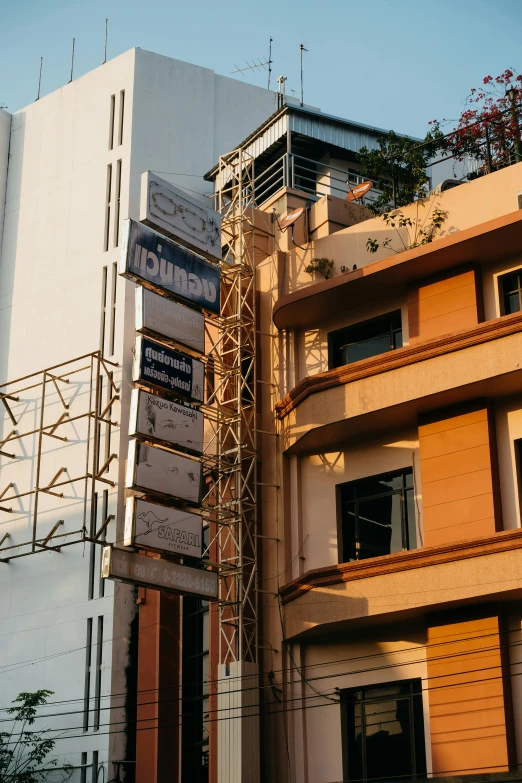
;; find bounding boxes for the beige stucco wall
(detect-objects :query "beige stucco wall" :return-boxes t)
[298,431,421,573]
[297,294,409,382]
[495,396,522,531]
[287,635,430,783]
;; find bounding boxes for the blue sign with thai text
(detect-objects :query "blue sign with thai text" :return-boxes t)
[120,219,221,315]
[133,336,205,403]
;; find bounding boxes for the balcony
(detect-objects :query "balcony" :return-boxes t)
[280,528,522,641]
[277,311,522,454]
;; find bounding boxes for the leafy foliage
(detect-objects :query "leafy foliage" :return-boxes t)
[430,68,522,173]
[356,129,443,215]
[0,691,72,783]
[304,257,334,280]
[366,199,447,255]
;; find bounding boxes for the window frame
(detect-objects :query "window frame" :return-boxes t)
[328,309,403,370]
[336,467,415,564]
[499,268,522,316]
[340,679,427,783]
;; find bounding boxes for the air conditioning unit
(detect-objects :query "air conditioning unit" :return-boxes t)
[517,190,522,210]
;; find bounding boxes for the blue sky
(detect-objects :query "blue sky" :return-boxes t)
[1,0,521,138]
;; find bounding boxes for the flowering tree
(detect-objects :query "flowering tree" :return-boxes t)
[430,69,522,173]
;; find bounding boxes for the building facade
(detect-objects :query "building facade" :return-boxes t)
[218,123,522,782]
[3,47,520,783]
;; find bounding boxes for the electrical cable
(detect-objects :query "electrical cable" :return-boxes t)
[0,610,519,707]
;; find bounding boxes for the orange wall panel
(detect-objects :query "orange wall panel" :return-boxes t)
[419,404,502,547]
[136,588,181,783]
[408,267,483,342]
[427,615,514,776]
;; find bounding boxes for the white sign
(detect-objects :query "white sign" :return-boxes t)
[129,389,204,454]
[136,287,205,354]
[126,440,202,504]
[102,546,218,599]
[124,496,203,558]
[140,172,222,262]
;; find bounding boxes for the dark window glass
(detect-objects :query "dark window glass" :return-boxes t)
[342,680,426,783]
[329,311,402,369]
[501,271,522,315]
[339,468,416,562]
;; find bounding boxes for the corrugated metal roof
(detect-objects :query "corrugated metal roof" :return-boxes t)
[242,113,288,160]
[288,111,382,153]
[205,104,406,181]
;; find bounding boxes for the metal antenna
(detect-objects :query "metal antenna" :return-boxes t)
[104,19,108,64]
[69,38,75,83]
[231,58,270,76]
[36,57,43,101]
[268,37,273,90]
[300,43,308,106]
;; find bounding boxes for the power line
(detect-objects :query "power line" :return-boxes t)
[2,629,522,727]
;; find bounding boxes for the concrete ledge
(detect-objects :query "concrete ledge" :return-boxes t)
[281,529,522,640]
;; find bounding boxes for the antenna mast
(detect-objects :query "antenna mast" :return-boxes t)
[268,37,273,90]
[36,57,43,101]
[104,19,108,64]
[69,38,75,83]
[300,42,308,106]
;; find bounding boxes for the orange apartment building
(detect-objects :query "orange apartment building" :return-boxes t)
[207,104,522,783]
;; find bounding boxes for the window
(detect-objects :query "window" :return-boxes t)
[109,261,118,354]
[93,616,104,731]
[341,680,426,783]
[500,269,522,315]
[108,94,115,151]
[104,165,112,252]
[83,618,93,731]
[114,160,122,248]
[118,90,125,146]
[182,596,210,783]
[338,468,416,563]
[100,266,108,352]
[329,310,402,369]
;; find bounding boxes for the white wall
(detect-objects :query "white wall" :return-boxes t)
[0,109,11,262]
[0,46,277,781]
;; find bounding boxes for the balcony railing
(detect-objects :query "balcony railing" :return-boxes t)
[248,151,383,207]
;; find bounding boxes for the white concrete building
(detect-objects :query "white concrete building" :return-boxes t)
[0,47,276,782]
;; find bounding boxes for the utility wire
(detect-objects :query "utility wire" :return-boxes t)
[0,628,519,732]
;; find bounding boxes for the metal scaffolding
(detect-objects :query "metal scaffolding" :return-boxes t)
[202,148,258,664]
[0,351,119,562]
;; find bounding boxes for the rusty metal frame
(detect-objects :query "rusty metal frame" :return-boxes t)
[0,351,119,563]
[199,148,259,665]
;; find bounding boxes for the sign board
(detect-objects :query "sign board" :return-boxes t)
[120,219,221,316]
[126,440,202,504]
[124,496,203,558]
[102,546,218,600]
[140,172,222,262]
[129,388,204,454]
[136,287,205,354]
[133,335,205,403]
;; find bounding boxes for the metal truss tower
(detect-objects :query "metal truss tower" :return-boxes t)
[206,147,258,664]
[202,148,260,782]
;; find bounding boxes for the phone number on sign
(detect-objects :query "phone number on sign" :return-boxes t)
[131,563,216,596]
